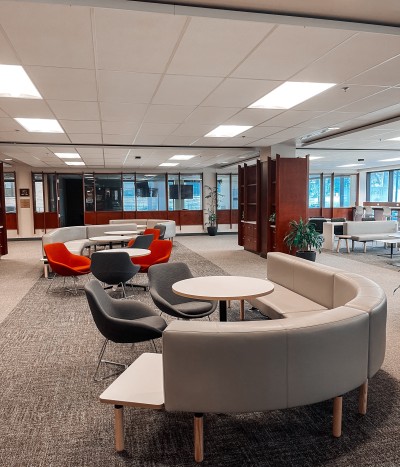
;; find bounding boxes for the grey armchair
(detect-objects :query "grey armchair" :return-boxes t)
[84,280,167,381]
[154,223,166,240]
[90,251,140,298]
[128,233,154,249]
[148,262,217,319]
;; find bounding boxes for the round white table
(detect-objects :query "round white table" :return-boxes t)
[103,230,138,236]
[89,235,137,249]
[172,276,274,322]
[97,248,150,258]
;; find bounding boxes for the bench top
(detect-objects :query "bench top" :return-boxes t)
[100,353,164,409]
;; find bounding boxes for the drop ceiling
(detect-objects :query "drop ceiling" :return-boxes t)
[1,0,400,173]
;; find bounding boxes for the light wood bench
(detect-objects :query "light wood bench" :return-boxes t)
[100,353,164,453]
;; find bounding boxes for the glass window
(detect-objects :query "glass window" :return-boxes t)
[122,174,135,211]
[231,174,238,209]
[217,175,230,210]
[136,174,166,211]
[94,174,122,211]
[323,176,331,208]
[33,173,44,213]
[368,171,389,202]
[4,172,16,213]
[308,175,321,208]
[46,174,57,212]
[393,170,400,202]
[168,174,202,211]
[84,173,95,212]
[333,175,357,207]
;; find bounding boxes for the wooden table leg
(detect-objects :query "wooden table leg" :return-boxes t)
[359,380,368,415]
[239,300,245,321]
[219,300,227,322]
[333,396,342,437]
[115,405,125,452]
[194,413,204,463]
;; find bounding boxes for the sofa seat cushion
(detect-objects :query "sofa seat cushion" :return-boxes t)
[65,239,92,255]
[175,301,215,315]
[351,233,400,242]
[248,283,327,319]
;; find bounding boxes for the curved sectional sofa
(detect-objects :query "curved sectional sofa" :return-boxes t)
[161,252,387,461]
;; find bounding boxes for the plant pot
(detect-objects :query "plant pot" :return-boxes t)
[207,226,218,236]
[295,250,316,262]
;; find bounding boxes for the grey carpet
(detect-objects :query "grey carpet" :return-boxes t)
[0,241,399,466]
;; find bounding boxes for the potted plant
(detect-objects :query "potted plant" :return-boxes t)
[204,184,223,236]
[283,217,324,261]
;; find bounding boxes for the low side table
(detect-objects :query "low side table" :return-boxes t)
[336,235,352,253]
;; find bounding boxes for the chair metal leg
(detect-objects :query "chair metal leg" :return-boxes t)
[93,338,127,382]
[151,339,158,353]
[46,273,57,293]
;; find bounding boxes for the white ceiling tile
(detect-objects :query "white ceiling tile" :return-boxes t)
[339,88,400,113]
[102,134,134,145]
[68,134,103,144]
[100,102,148,123]
[184,106,240,125]
[102,121,139,136]
[232,25,355,80]
[260,110,325,127]
[167,17,273,77]
[0,117,25,132]
[0,98,55,118]
[240,126,287,138]
[48,101,100,121]
[59,120,101,134]
[144,105,196,124]
[0,30,19,64]
[132,134,166,145]
[162,135,199,146]
[201,78,280,107]
[294,32,400,83]
[137,123,180,136]
[0,3,94,68]
[26,66,97,101]
[224,108,283,126]
[153,75,223,106]
[348,56,400,87]
[172,123,215,137]
[98,70,161,103]
[94,8,187,72]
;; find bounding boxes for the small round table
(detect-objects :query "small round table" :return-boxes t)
[97,248,150,258]
[89,235,137,249]
[103,230,138,236]
[172,276,274,322]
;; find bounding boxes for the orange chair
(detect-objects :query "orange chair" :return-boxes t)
[127,228,160,247]
[44,243,91,294]
[130,240,173,290]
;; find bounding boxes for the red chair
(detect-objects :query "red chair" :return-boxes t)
[126,228,160,247]
[44,243,91,294]
[130,240,173,290]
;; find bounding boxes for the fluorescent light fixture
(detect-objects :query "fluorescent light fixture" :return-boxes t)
[249,82,336,109]
[309,156,324,160]
[55,152,81,159]
[64,161,85,166]
[205,125,252,138]
[336,163,365,168]
[159,162,179,167]
[328,127,340,130]
[0,65,42,99]
[15,118,64,133]
[4,158,12,161]
[387,137,400,141]
[170,155,195,160]
[379,157,400,162]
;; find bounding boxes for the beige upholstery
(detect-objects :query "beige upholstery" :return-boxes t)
[344,220,397,245]
[109,219,176,239]
[163,252,386,414]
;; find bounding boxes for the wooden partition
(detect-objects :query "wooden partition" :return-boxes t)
[0,163,8,255]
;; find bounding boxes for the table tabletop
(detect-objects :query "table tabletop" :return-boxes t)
[97,248,150,257]
[103,230,138,235]
[89,235,136,242]
[172,276,274,301]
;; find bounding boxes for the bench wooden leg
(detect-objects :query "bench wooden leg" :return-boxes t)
[115,405,125,452]
[194,413,204,463]
[239,300,245,321]
[333,396,342,437]
[359,380,368,415]
[336,238,341,253]
[363,242,367,253]
[345,238,350,253]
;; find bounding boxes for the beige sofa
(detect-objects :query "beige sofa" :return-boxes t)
[344,220,398,252]
[109,219,176,240]
[160,252,386,461]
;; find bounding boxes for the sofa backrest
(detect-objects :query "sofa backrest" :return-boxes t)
[344,220,397,235]
[42,226,87,247]
[109,219,148,226]
[163,307,369,413]
[86,223,137,238]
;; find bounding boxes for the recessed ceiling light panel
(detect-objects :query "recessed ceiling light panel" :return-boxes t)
[15,118,64,133]
[387,137,400,141]
[336,163,365,168]
[205,125,252,138]
[379,157,400,162]
[64,161,85,166]
[55,152,81,159]
[170,155,196,160]
[0,65,42,99]
[159,162,179,167]
[249,82,335,110]
[309,156,324,160]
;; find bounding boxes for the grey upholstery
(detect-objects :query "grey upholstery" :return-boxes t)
[129,234,154,249]
[90,251,140,298]
[154,223,166,240]
[84,280,167,380]
[148,262,217,319]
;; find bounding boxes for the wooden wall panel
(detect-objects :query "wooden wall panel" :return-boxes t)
[44,212,59,229]
[180,210,202,226]
[34,212,45,230]
[0,163,7,255]
[5,213,17,230]
[84,212,96,225]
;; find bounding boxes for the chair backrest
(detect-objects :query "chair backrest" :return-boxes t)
[154,223,166,240]
[44,242,72,264]
[90,251,140,284]
[143,228,160,240]
[129,234,154,249]
[148,262,194,305]
[132,240,173,271]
